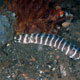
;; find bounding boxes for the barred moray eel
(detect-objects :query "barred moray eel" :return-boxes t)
[14,33,80,60]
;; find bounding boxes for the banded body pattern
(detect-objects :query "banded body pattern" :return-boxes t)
[14,33,80,60]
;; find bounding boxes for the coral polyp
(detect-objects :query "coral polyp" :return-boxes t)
[5,0,72,34]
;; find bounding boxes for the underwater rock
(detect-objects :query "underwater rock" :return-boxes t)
[0,11,15,47]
